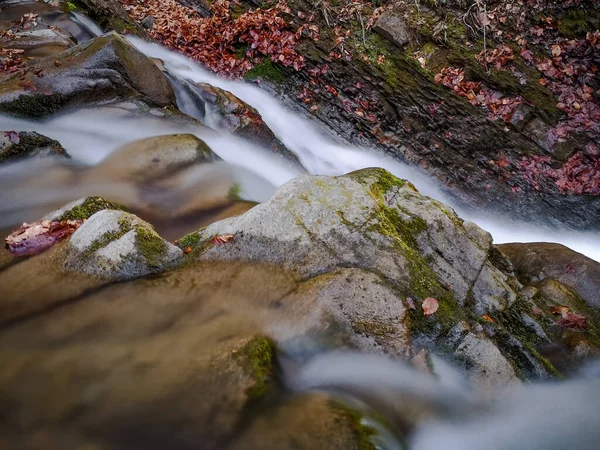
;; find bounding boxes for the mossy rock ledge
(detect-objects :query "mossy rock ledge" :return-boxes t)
[180,167,598,385]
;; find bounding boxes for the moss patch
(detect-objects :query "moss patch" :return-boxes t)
[244,59,285,82]
[333,406,377,450]
[239,337,276,400]
[57,197,125,221]
[228,183,243,201]
[134,226,167,268]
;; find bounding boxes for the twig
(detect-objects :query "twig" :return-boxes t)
[358,12,366,46]
[323,6,330,27]
[483,1,488,73]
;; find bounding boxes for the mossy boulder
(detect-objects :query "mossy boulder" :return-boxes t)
[0,32,175,118]
[61,0,148,37]
[0,131,69,164]
[64,209,183,280]
[177,168,564,385]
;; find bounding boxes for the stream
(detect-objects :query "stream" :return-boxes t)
[1,6,600,450]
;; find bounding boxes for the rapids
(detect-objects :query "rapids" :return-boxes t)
[1,7,600,450]
[1,34,599,261]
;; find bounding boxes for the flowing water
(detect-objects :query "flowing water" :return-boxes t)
[1,10,600,449]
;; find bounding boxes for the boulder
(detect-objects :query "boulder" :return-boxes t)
[0,131,69,163]
[194,82,301,165]
[0,32,175,118]
[90,133,215,183]
[373,10,409,48]
[64,209,183,279]
[0,198,182,323]
[177,168,564,383]
[498,243,600,310]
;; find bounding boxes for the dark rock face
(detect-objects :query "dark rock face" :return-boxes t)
[0,32,176,118]
[0,131,69,163]
[246,0,600,231]
[65,0,149,37]
[499,243,600,310]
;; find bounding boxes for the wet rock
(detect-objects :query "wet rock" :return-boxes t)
[61,0,148,37]
[0,131,69,163]
[225,394,376,450]
[193,82,301,165]
[178,168,565,381]
[0,28,76,57]
[0,33,175,118]
[455,332,520,391]
[89,133,215,183]
[140,15,155,29]
[64,209,182,280]
[498,242,600,310]
[373,10,409,48]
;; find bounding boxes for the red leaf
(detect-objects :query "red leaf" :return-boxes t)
[5,219,83,256]
[211,234,234,245]
[556,312,587,329]
[422,297,439,316]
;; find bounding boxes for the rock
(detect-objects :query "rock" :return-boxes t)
[454,332,520,392]
[89,133,215,183]
[372,10,409,48]
[64,209,183,280]
[225,394,377,450]
[61,0,148,37]
[0,28,76,57]
[175,0,213,17]
[522,117,578,161]
[0,33,175,118]
[192,82,301,165]
[140,15,155,29]
[178,168,566,382]
[0,131,69,163]
[498,242,600,310]
[281,269,411,357]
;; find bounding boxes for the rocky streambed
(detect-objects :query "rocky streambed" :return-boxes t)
[1,1,600,449]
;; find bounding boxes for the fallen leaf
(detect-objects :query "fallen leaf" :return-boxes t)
[406,297,416,310]
[184,246,192,254]
[5,219,83,256]
[556,311,587,329]
[422,297,439,316]
[481,314,494,323]
[211,234,234,244]
[550,305,570,315]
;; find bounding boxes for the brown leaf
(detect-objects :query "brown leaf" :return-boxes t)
[184,246,192,254]
[5,219,83,256]
[422,297,439,316]
[481,314,494,323]
[211,234,234,245]
[550,305,570,315]
[556,312,587,329]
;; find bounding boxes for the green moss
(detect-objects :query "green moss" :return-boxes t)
[351,320,396,337]
[337,407,378,450]
[244,59,285,83]
[239,337,275,399]
[227,183,243,201]
[558,9,600,38]
[0,91,70,119]
[134,226,167,268]
[62,2,78,13]
[57,197,125,221]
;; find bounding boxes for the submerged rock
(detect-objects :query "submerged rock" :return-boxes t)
[0,131,69,163]
[89,133,215,183]
[0,32,175,118]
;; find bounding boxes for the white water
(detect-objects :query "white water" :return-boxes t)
[290,352,600,450]
[128,37,600,262]
[0,34,598,261]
